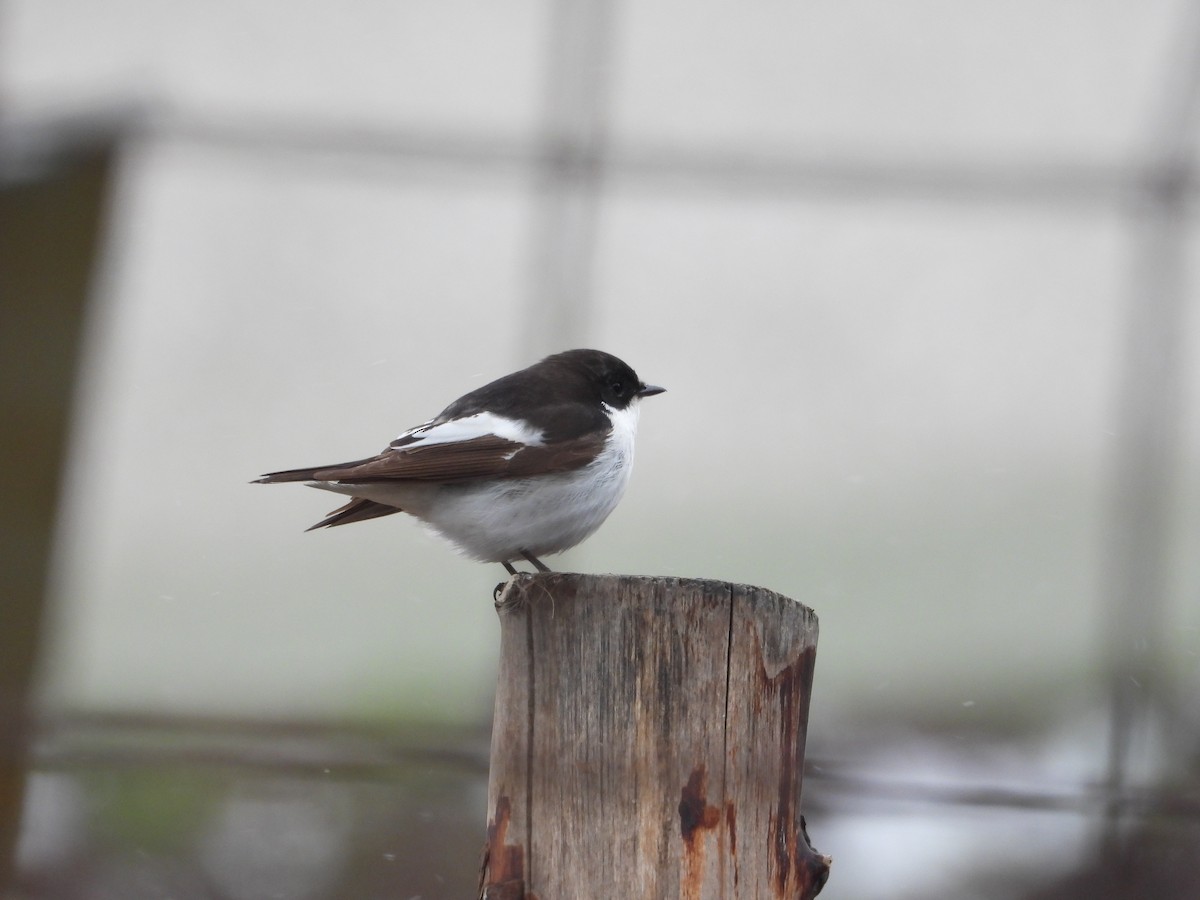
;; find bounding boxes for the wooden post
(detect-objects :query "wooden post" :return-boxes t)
[482,574,829,899]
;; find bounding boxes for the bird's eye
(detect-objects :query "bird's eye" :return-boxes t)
[609,379,625,394]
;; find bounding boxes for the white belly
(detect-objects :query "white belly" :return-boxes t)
[421,456,632,560]
[311,403,639,562]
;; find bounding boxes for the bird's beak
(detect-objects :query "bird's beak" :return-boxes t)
[637,383,666,398]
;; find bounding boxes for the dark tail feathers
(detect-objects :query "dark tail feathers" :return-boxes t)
[305,498,402,531]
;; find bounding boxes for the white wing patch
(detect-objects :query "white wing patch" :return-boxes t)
[396,412,545,448]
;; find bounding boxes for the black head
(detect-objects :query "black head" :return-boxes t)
[435,348,665,436]
[546,349,666,410]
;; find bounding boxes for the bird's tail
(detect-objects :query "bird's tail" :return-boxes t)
[253,460,403,529]
[305,498,402,530]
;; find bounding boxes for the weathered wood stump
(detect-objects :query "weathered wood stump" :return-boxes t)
[481,574,829,899]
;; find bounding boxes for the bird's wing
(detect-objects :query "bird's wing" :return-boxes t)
[254,412,606,485]
[311,434,604,483]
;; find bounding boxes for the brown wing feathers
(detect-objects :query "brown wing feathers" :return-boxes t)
[251,456,380,484]
[256,432,606,488]
[312,435,529,483]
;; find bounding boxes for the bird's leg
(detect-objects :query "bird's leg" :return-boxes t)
[495,560,519,603]
[520,550,552,572]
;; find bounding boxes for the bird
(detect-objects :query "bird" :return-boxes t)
[254,349,664,575]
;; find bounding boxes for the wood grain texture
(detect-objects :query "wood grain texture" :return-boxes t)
[482,574,829,900]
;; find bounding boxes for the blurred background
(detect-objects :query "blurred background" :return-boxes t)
[3,1,1200,897]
